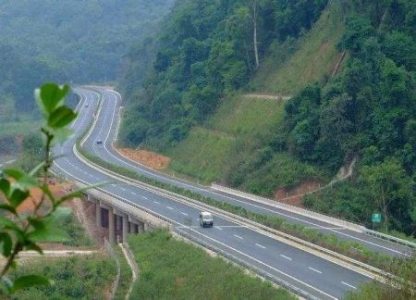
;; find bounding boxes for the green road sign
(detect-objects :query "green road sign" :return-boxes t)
[371,213,382,223]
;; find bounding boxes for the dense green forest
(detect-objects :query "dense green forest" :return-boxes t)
[0,0,175,115]
[118,0,328,149]
[118,0,416,237]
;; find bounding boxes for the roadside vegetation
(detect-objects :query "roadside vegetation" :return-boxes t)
[128,229,295,299]
[0,254,117,299]
[76,146,415,277]
[118,0,416,239]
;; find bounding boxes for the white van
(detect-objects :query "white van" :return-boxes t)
[199,211,214,227]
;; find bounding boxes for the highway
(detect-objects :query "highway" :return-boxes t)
[77,87,412,258]
[53,86,381,299]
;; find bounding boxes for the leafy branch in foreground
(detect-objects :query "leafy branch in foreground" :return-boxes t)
[0,83,83,294]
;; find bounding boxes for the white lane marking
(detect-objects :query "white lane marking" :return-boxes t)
[181,212,188,216]
[341,281,356,289]
[112,184,116,187]
[131,192,137,196]
[234,234,243,240]
[215,227,223,231]
[154,201,160,204]
[143,196,148,200]
[92,88,407,256]
[280,254,292,261]
[255,243,266,249]
[53,158,339,300]
[308,267,322,274]
[167,206,173,210]
[308,227,344,230]
[175,226,339,300]
[120,187,126,191]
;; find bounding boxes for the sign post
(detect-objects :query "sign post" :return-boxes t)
[371,213,382,229]
[371,213,382,223]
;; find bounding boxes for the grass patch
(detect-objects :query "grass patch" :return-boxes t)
[166,95,287,184]
[128,229,295,299]
[0,120,41,136]
[113,246,134,300]
[238,152,326,196]
[250,1,344,95]
[208,94,285,136]
[0,254,117,299]
[166,127,235,183]
[56,209,93,247]
[77,145,403,274]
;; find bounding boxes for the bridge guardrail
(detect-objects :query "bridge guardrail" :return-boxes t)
[365,230,416,250]
[211,183,366,233]
[72,140,397,283]
[211,184,416,252]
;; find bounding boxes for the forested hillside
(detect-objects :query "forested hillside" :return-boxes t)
[281,1,416,236]
[0,0,174,115]
[118,0,327,149]
[118,0,416,237]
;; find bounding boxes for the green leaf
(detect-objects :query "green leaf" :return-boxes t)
[9,275,52,293]
[0,216,21,231]
[3,169,25,181]
[47,106,77,129]
[27,216,45,231]
[27,208,71,242]
[9,188,29,208]
[0,204,17,215]
[52,128,74,144]
[1,276,13,291]
[11,174,38,191]
[0,232,13,257]
[36,83,69,114]
[0,178,10,195]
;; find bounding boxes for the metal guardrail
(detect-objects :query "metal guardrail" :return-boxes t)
[211,184,416,251]
[365,230,416,250]
[63,87,402,298]
[72,140,397,282]
[211,183,366,233]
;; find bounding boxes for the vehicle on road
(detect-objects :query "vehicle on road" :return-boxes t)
[199,211,213,227]
[96,140,102,145]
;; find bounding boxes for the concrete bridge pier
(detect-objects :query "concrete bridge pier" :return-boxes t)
[122,214,129,242]
[108,208,116,245]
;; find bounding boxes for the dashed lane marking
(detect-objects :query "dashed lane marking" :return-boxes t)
[341,281,356,289]
[308,267,322,274]
[256,243,266,249]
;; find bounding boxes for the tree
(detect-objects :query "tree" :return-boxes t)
[252,0,260,69]
[359,157,415,232]
[0,83,85,294]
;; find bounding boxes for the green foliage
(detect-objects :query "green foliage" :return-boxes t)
[118,0,329,150]
[128,229,295,300]
[0,83,87,294]
[14,133,44,172]
[276,0,416,236]
[112,246,133,300]
[0,0,175,117]
[345,254,416,300]
[56,210,92,247]
[80,144,411,274]
[0,254,117,299]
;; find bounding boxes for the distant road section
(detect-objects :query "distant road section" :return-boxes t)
[243,93,292,100]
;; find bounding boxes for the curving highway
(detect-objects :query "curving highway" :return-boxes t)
[77,87,412,258]
[52,86,394,299]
